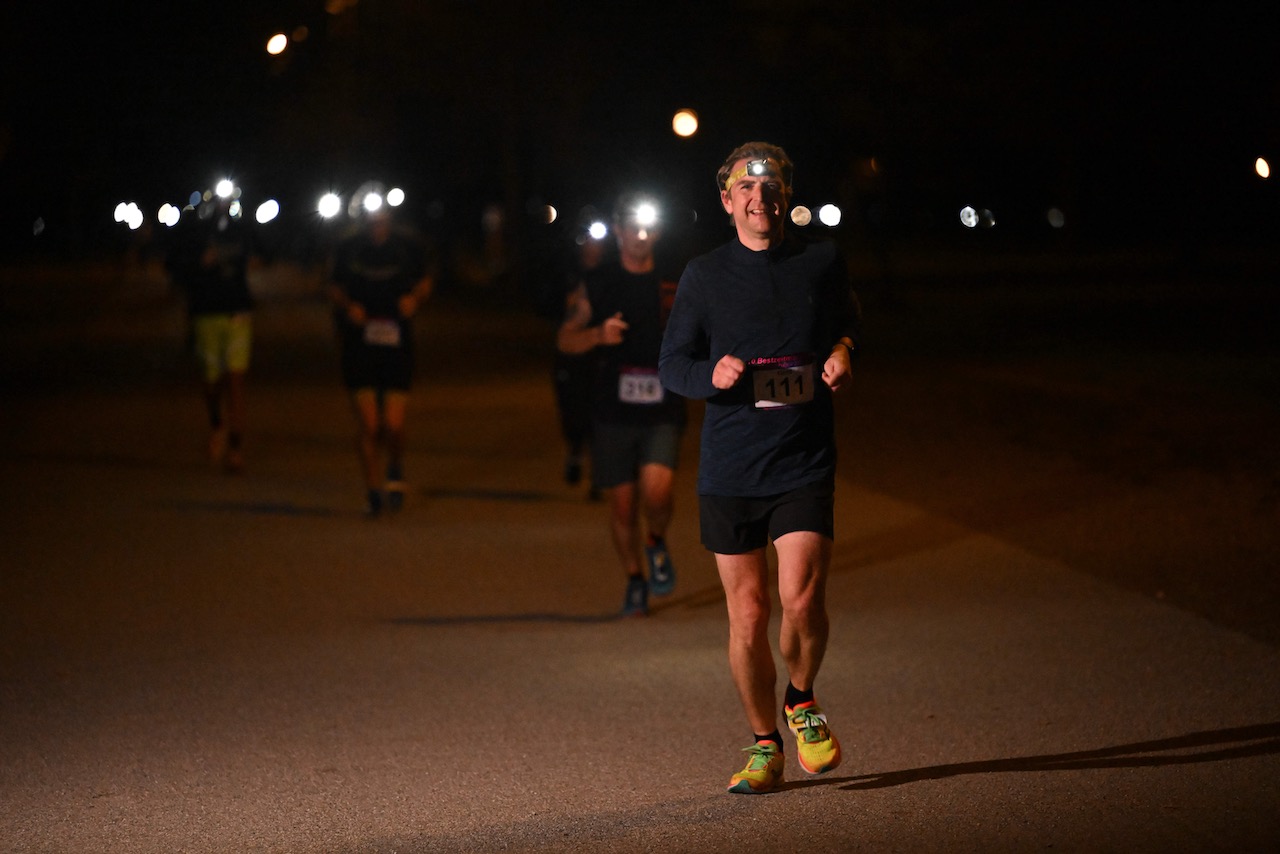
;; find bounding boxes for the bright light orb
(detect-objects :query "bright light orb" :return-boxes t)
[1257,157,1271,180]
[386,187,405,207]
[588,220,608,240]
[267,33,288,55]
[790,206,812,226]
[114,201,143,229]
[672,109,699,137]
[817,204,842,227]
[633,202,658,227]
[158,203,181,227]
[363,192,384,213]
[317,193,342,218]
[215,179,236,199]
[960,206,978,228]
[256,199,280,224]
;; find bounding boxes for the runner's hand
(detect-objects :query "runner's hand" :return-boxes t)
[599,312,628,345]
[822,347,852,392]
[713,354,745,390]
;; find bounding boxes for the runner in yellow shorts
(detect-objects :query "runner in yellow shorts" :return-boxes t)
[166,188,259,472]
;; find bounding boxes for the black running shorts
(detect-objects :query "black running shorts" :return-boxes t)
[699,475,835,554]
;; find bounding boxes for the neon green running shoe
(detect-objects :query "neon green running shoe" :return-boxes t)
[727,740,785,794]
[786,701,842,774]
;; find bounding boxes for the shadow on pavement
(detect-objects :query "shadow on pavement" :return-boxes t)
[779,722,1280,792]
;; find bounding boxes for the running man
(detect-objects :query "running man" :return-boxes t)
[659,142,862,793]
[557,193,686,616]
[328,199,434,517]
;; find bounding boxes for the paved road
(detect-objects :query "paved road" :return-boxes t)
[1,254,1277,852]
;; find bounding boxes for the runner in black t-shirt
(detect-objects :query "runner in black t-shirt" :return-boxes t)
[328,202,434,517]
[557,192,686,616]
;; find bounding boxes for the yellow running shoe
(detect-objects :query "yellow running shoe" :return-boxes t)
[727,740,785,794]
[786,701,842,774]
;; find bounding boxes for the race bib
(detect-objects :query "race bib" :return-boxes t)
[751,354,815,409]
[363,318,402,347]
[618,366,665,405]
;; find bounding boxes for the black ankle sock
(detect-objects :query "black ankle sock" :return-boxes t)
[785,682,814,710]
[755,730,783,749]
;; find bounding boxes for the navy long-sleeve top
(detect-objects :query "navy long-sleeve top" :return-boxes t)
[658,234,861,497]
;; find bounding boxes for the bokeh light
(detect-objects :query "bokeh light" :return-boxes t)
[386,187,405,206]
[1257,157,1271,180]
[817,204,842,227]
[317,193,342,218]
[266,33,288,55]
[790,206,812,226]
[672,109,699,137]
[255,199,280,224]
[158,203,181,227]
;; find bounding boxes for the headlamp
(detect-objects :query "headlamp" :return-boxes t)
[617,199,660,238]
[724,158,784,191]
[630,201,659,228]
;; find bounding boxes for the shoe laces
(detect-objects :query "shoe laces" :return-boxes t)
[788,706,830,743]
[742,742,779,770]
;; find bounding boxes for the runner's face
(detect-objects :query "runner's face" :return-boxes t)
[720,158,789,247]
[616,221,658,264]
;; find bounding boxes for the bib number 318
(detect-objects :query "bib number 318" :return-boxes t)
[619,367,664,405]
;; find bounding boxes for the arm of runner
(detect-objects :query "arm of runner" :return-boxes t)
[398,273,434,318]
[557,283,628,354]
[712,354,746,390]
[821,338,855,392]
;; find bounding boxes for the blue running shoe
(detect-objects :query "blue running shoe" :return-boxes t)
[646,541,675,596]
[385,480,406,513]
[621,575,648,617]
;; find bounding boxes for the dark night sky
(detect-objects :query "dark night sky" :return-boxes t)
[2,1,1278,258]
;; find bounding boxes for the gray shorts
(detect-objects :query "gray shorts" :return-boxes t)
[590,420,682,490]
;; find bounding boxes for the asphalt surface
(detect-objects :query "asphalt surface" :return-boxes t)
[1,251,1278,853]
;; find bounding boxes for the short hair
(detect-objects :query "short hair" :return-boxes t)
[716,141,794,193]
